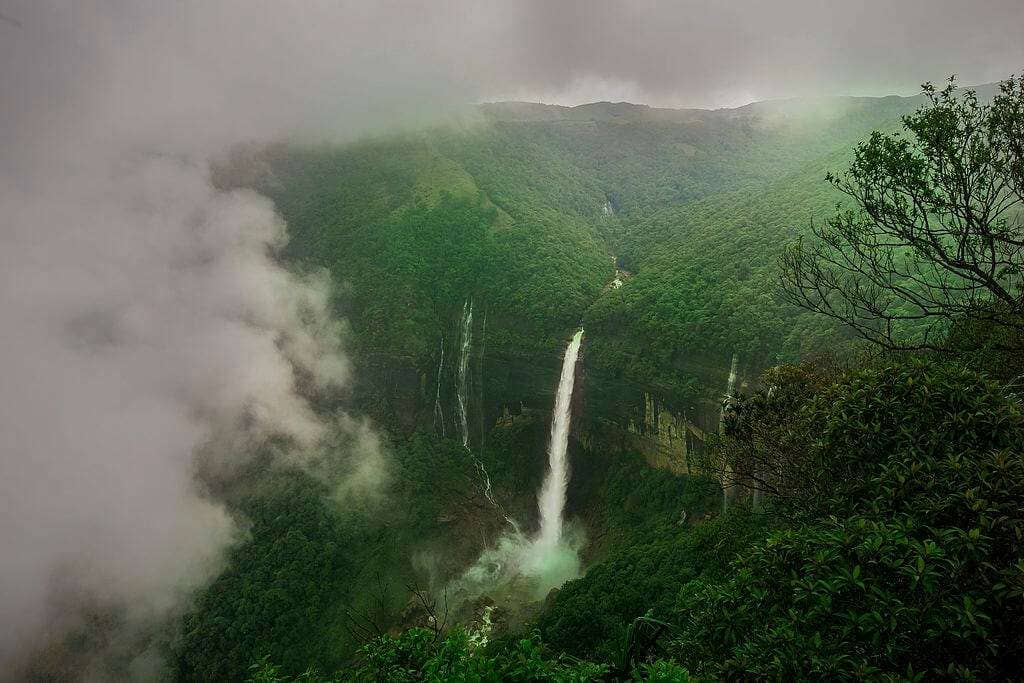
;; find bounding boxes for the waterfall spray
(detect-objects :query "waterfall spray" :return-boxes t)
[450,328,586,605]
[536,328,584,549]
[457,300,473,449]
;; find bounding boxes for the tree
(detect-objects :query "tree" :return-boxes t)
[672,362,1024,680]
[782,76,1024,351]
[713,358,841,507]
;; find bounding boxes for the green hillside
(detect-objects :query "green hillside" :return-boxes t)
[186,80,1024,681]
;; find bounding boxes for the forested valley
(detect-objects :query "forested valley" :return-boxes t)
[146,77,1024,681]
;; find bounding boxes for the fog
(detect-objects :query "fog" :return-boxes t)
[0,0,1021,677]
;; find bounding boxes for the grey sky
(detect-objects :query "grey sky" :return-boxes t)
[499,0,1024,106]
[2,1,1022,158]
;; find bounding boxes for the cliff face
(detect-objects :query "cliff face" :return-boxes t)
[578,389,712,475]
[340,288,761,489]
[351,322,756,481]
[629,392,705,473]
[573,347,757,477]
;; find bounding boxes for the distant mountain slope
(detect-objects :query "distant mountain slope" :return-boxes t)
[477,92,928,222]
[468,93,930,405]
[215,88,934,427]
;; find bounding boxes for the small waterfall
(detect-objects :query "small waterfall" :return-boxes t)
[475,458,522,535]
[536,328,584,550]
[457,300,473,449]
[454,299,519,532]
[726,353,739,400]
[722,353,739,511]
[478,310,487,441]
[434,336,446,437]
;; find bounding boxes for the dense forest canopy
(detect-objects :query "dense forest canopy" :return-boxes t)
[174,78,1024,682]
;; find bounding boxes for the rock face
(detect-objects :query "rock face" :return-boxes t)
[630,392,706,473]
[348,302,755,484]
[578,390,712,475]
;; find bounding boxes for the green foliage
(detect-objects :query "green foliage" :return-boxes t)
[583,157,858,404]
[251,628,611,682]
[175,434,511,681]
[670,361,1024,680]
[356,628,609,682]
[711,358,843,504]
[176,473,357,681]
[536,461,762,663]
[782,77,1024,350]
[581,100,917,401]
[216,95,922,418]
[804,361,1023,518]
[247,656,337,683]
[630,660,692,682]
[197,90,1024,683]
[236,131,612,375]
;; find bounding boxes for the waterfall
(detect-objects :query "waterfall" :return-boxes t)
[434,336,446,437]
[450,328,585,603]
[457,300,473,449]
[726,353,739,400]
[722,353,739,511]
[476,458,522,535]
[454,299,520,532]
[536,328,584,550]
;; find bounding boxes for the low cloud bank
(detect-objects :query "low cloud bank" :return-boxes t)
[0,150,388,676]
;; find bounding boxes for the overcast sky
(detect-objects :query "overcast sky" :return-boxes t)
[2,0,1023,155]
[496,0,1024,107]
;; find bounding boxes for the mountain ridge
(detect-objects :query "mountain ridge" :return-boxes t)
[479,81,1000,122]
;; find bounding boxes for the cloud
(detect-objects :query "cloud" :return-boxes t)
[495,0,1024,107]
[0,147,384,674]
[0,1,408,675]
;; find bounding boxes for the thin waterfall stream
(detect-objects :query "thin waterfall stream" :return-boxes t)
[455,299,520,532]
[457,300,473,449]
[434,336,445,437]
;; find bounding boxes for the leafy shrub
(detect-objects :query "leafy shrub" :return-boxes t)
[250,629,611,682]
[671,361,1024,679]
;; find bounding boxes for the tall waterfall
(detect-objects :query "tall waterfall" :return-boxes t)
[450,328,585,604]
[456,300,473,449]
[536,328,584,550]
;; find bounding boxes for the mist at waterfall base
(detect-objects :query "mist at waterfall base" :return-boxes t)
[452,330,586,606]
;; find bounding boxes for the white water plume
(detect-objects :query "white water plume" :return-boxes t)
[450,328,585,604]
[536,328,584,550]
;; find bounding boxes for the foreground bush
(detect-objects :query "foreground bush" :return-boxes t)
[672,362,1024,679]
